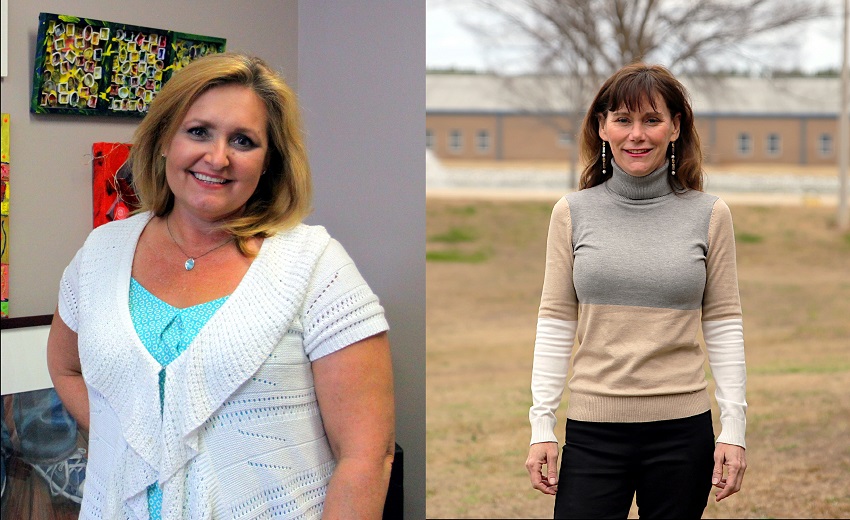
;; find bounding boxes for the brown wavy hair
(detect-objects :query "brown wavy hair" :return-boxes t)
[578,63,703,192]
[130,53,311,255]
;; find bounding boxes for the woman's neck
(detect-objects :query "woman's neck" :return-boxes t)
[164,208,234,251]
[606,160,673,200]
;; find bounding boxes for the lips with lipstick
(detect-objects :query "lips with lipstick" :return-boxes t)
[191,171,230,184]
[625,148,652,155]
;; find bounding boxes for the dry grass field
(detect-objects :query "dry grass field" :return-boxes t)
[426,197,850,519]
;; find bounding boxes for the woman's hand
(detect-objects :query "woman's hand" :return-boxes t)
[526,441,559,495]
[712,442,746,501]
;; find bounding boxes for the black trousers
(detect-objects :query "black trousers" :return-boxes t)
[553,411,715,519]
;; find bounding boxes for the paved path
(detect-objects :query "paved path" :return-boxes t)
[426,164,841,206]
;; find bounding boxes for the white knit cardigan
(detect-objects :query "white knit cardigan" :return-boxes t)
[58,213,389,519]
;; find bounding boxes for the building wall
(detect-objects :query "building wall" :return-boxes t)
[710,117,803,164]
[805,118,840,165]
[427,112,579,162]
[501,114,576,162]
[426,113,498,160]
[694,118,714,162]
[427,112,839,168]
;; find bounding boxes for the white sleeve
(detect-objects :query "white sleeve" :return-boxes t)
[57,248,84,332]
[302,239,389,362]
[529,317,576,445]
[703,319,747,448]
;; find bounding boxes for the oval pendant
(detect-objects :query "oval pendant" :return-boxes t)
[185,258,195,271]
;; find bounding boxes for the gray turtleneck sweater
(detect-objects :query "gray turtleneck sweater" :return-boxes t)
[530,161,747,448]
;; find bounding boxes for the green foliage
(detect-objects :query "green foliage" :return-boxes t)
[428,227,477,243]
[737,232,764,244]
[426,249,490,263]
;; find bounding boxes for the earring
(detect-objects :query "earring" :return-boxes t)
[601,141,607,175]
[261,170,266,176]
[670,142,676,176]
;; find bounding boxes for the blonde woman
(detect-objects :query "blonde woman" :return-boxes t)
[47,53,394,519]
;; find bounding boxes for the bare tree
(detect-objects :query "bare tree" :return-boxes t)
[458,0,832,186]
[476,0,830,76]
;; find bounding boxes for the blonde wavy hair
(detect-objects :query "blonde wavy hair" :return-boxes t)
[130,52,311,255]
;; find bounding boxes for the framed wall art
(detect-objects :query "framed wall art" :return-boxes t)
[1,113,9,318]
[30,13,226,117]
[92,142,139,228]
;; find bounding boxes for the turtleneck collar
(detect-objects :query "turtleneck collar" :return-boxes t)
[605,160,673,201]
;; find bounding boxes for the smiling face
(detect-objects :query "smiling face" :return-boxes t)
[599,94,680,177]
[163,83,269,223]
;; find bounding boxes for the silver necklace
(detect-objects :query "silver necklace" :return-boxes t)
[165,215,234,271]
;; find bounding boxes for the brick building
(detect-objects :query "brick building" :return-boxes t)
[426,73,841,167]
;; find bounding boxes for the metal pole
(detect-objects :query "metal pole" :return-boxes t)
[838,0,849,230]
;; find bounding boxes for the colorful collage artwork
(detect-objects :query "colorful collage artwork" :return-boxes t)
[92,142,140,228]
[1,113,9,317]
[31,13,225,117]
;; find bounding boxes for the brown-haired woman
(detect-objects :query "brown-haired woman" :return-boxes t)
[47,53,394,519]
[526,63,747,518]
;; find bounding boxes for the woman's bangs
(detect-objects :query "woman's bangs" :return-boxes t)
[607,73,661,114]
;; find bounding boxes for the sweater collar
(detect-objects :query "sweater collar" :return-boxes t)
[606,159,673,200]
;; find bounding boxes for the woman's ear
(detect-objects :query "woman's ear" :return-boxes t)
[597,113,608,141]
[671,113,681,141]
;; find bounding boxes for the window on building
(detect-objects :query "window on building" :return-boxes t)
[426,129,434,150]
[818,133,833,157]
[737,133,752,156]
[558,131,573,147]
[476,130,490,153]
[449,130,463,153]
[766,133,781,156]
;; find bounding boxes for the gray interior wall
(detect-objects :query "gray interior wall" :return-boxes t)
[297,3,425,518]
[1,1,425,518]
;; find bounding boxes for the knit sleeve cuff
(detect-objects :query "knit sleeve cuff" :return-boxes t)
[306,304,388,361]
[303,239,389,362]
[57,248,84,332]
[716,409,747,449]
[530,416,559,445]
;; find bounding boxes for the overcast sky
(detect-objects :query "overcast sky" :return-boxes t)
[427,0,848,74]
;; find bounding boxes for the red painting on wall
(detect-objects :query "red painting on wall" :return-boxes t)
[92,142,140,228]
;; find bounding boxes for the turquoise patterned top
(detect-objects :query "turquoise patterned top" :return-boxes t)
[128,278,228,519]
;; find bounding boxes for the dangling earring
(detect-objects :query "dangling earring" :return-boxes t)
[670,141,676,176]
[601,141,607,175]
